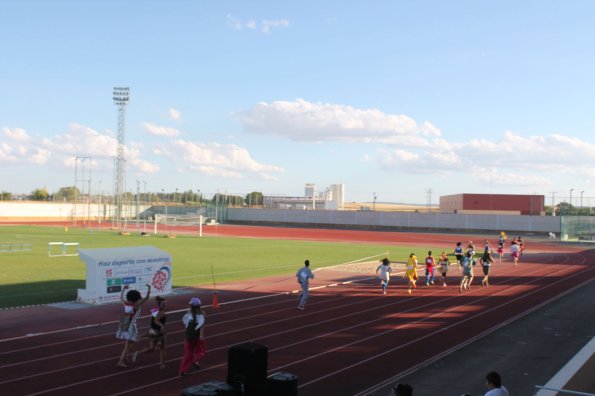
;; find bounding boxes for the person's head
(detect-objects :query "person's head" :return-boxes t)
[485,371,502,389]
[126,289,142,303]
[466,251,472,258]
[304,259,310,267]
[440,251,446,258]
[427,250,432,256]
[457,242,462,246]
[391,383,413,396]
[156,296,166,309]
[189,297,201,312]
[409,253,415,258]
[382,258,390,266]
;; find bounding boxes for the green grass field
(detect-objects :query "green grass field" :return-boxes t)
[0,226,444,308]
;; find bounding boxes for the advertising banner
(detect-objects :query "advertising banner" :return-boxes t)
[77,246,172,305]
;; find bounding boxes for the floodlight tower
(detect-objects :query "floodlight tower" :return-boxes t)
[113,87,130,230]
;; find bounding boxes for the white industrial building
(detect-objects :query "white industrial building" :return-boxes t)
[264,183,345,210]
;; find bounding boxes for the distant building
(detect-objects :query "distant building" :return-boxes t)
[305,183,316,199]
[327,184,345,210]
[439,193,545,215]
[263,183,346,210]
[263,196,326,210]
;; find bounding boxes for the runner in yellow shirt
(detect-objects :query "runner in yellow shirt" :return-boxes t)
[405,253,418,294]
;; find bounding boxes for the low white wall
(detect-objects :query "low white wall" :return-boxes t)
[0,202,561,234]
[0,202,147,221]
[227,208,561,234]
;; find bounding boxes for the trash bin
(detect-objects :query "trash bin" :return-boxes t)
[227,342,268,396]
[267,371,298,396]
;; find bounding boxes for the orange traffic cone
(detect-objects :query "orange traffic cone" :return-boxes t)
[212,292,220,309]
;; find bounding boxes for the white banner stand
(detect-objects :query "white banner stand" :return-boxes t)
[77,246,172,305]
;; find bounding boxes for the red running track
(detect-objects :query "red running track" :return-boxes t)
[0,226,593,396]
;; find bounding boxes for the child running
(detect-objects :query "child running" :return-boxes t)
[438,251,450,286]
[405,253,418,294]
[483,239,491,253]
[454,242,464,266]
[467,240,476,258]
[376,258,392,294]
[424,251,436,286]
[459,252,474,293]
[496,239,504,262]
[179,297,206,376]
[116,284,151,368]
[132,296,167,368]
[517,236,525,256]
[480,249,495,287]
[510,240,520,266]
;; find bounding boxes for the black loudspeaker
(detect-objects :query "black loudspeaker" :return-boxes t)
[227,342,268,396]
[267,372,298,396]
[181,381,236,396]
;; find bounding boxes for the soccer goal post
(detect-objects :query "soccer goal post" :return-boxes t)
[154,214,205,236]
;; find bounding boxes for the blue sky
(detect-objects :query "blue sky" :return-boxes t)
[1,1,594,204]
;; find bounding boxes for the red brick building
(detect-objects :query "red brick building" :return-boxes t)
[439,193,545,215]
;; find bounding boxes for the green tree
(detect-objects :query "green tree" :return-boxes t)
[556,202,574,215]
[53,186,80,202]
[245,191,263,206]
[0,191,11,201]
[226,195,245,207]
[32,187,49,201]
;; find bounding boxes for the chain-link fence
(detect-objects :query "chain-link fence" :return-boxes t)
[560,215,595,241]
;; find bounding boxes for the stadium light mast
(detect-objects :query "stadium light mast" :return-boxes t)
[113,86,130,230]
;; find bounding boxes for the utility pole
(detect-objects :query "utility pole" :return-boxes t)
[426,188,432,212]
[113,86,130,230]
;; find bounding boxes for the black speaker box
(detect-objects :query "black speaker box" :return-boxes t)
[227,342,268,396]
[181,380,236,396]
[267,371,298,396]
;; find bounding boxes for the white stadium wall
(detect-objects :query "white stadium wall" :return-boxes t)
[226,208,561,234]
[0,202,146,222]
[0,202,561,234]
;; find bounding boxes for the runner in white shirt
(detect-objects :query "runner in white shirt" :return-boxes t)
[376,258,392,294]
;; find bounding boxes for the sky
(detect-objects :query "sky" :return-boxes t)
[1,1,595,205]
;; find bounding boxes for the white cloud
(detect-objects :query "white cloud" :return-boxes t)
[2,127,31,142]
[1,123,159,175]
[155,139,284,180]
[469,168,553,187]
[41,123,116,158]
[141,122,181,137]
[227,15,288,33]
[227,15,256,31]
[234,99,595,188]
[1,127,51,165]
[234,99,430,145]
[167,108,182,121]
[130,158,160,174]
[262,19,289,34]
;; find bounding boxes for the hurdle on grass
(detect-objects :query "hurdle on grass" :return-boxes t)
[0,243,32,253]
[48,242,80,257]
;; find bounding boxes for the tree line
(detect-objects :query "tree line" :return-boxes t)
[1,187,264,207]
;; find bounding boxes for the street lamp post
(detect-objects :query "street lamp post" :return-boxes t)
[98,180,102,224]
[570,189,574,215]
